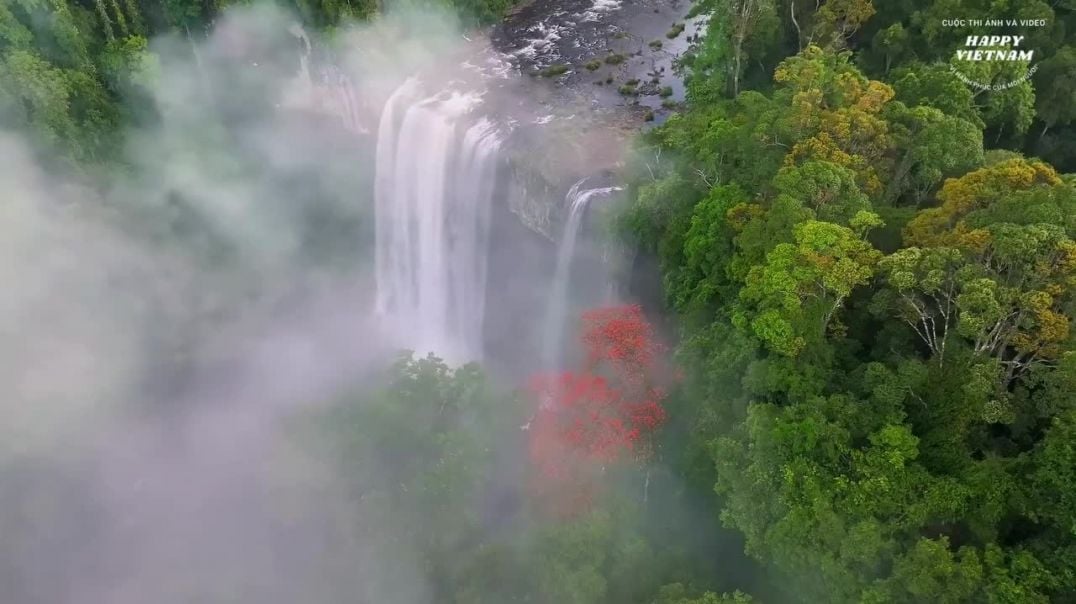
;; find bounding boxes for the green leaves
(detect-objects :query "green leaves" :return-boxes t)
[713,392,982,601]
[298,353,515,601]
[809,0,876,50]
[1034,46,1076,131]
[738,219,882,356]
[0,2,33,48]
[1024,410,1076,536]
[0,1,132,164]
[671,184,745,312]
[652,583,755,603]
[773,160,869,224]
[891,63,983,129]
[863,538,982,603]
[0,50,76,149]
[99,35,158,92]
[688,0,780,98]
[616,29,1076,604]
[884,102,984,203]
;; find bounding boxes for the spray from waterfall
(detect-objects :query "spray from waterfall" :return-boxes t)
[541,178,621,369]
[285,23,371,134]
[374,79,501,364]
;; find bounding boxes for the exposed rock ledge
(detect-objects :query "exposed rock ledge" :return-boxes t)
[491,0,704,240]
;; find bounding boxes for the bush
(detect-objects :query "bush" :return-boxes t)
[539,64,570,77]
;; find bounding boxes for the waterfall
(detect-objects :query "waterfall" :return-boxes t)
[374,79,501,364]
[284,23,369,133]
[541,179,621,369]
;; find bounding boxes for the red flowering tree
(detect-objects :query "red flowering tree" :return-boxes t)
[526,305,669,515]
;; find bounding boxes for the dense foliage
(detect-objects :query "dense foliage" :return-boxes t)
[0,0,514,166]
[620,1,1076,601]
[302,311,753,603]
[684,0,1076,171]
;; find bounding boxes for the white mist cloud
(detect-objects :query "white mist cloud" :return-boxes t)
[0,5,481,602]
[0,134,151,459]
[0,0,640,598]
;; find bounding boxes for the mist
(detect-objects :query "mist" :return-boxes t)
[1,6,483,602]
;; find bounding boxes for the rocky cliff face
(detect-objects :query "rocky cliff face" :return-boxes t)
[490,0,703,239]
[505,166,557,240]
[502,126,626,241]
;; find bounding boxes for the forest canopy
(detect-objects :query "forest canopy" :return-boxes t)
[1,0,1075,602]
[619,0,1076,601]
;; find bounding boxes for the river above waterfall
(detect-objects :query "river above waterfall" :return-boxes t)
[493,0,705,122]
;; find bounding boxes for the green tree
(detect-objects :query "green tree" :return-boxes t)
[1034,45,1076,138]
[883,102,983,204]
[688,0,780,99]
[808,0,875,50]
[618,22,1076,604]
[304,353,516,601]
[653,583,755,603]
[734,217,882,356]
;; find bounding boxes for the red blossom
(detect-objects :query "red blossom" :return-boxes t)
[525,305,672,515]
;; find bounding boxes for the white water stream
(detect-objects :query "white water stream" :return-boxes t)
[374,79,501,364]
[541,179,621,368]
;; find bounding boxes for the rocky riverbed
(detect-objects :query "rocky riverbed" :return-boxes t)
[481,0,707,238]
[494,0,706,121]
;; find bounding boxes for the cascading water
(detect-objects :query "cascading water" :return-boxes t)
[374,78,501,364]
[285,23,371,134]
[541,178,621,369]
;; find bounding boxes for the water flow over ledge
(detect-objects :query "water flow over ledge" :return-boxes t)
[542,178,622,369]
[374,78,502,364]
